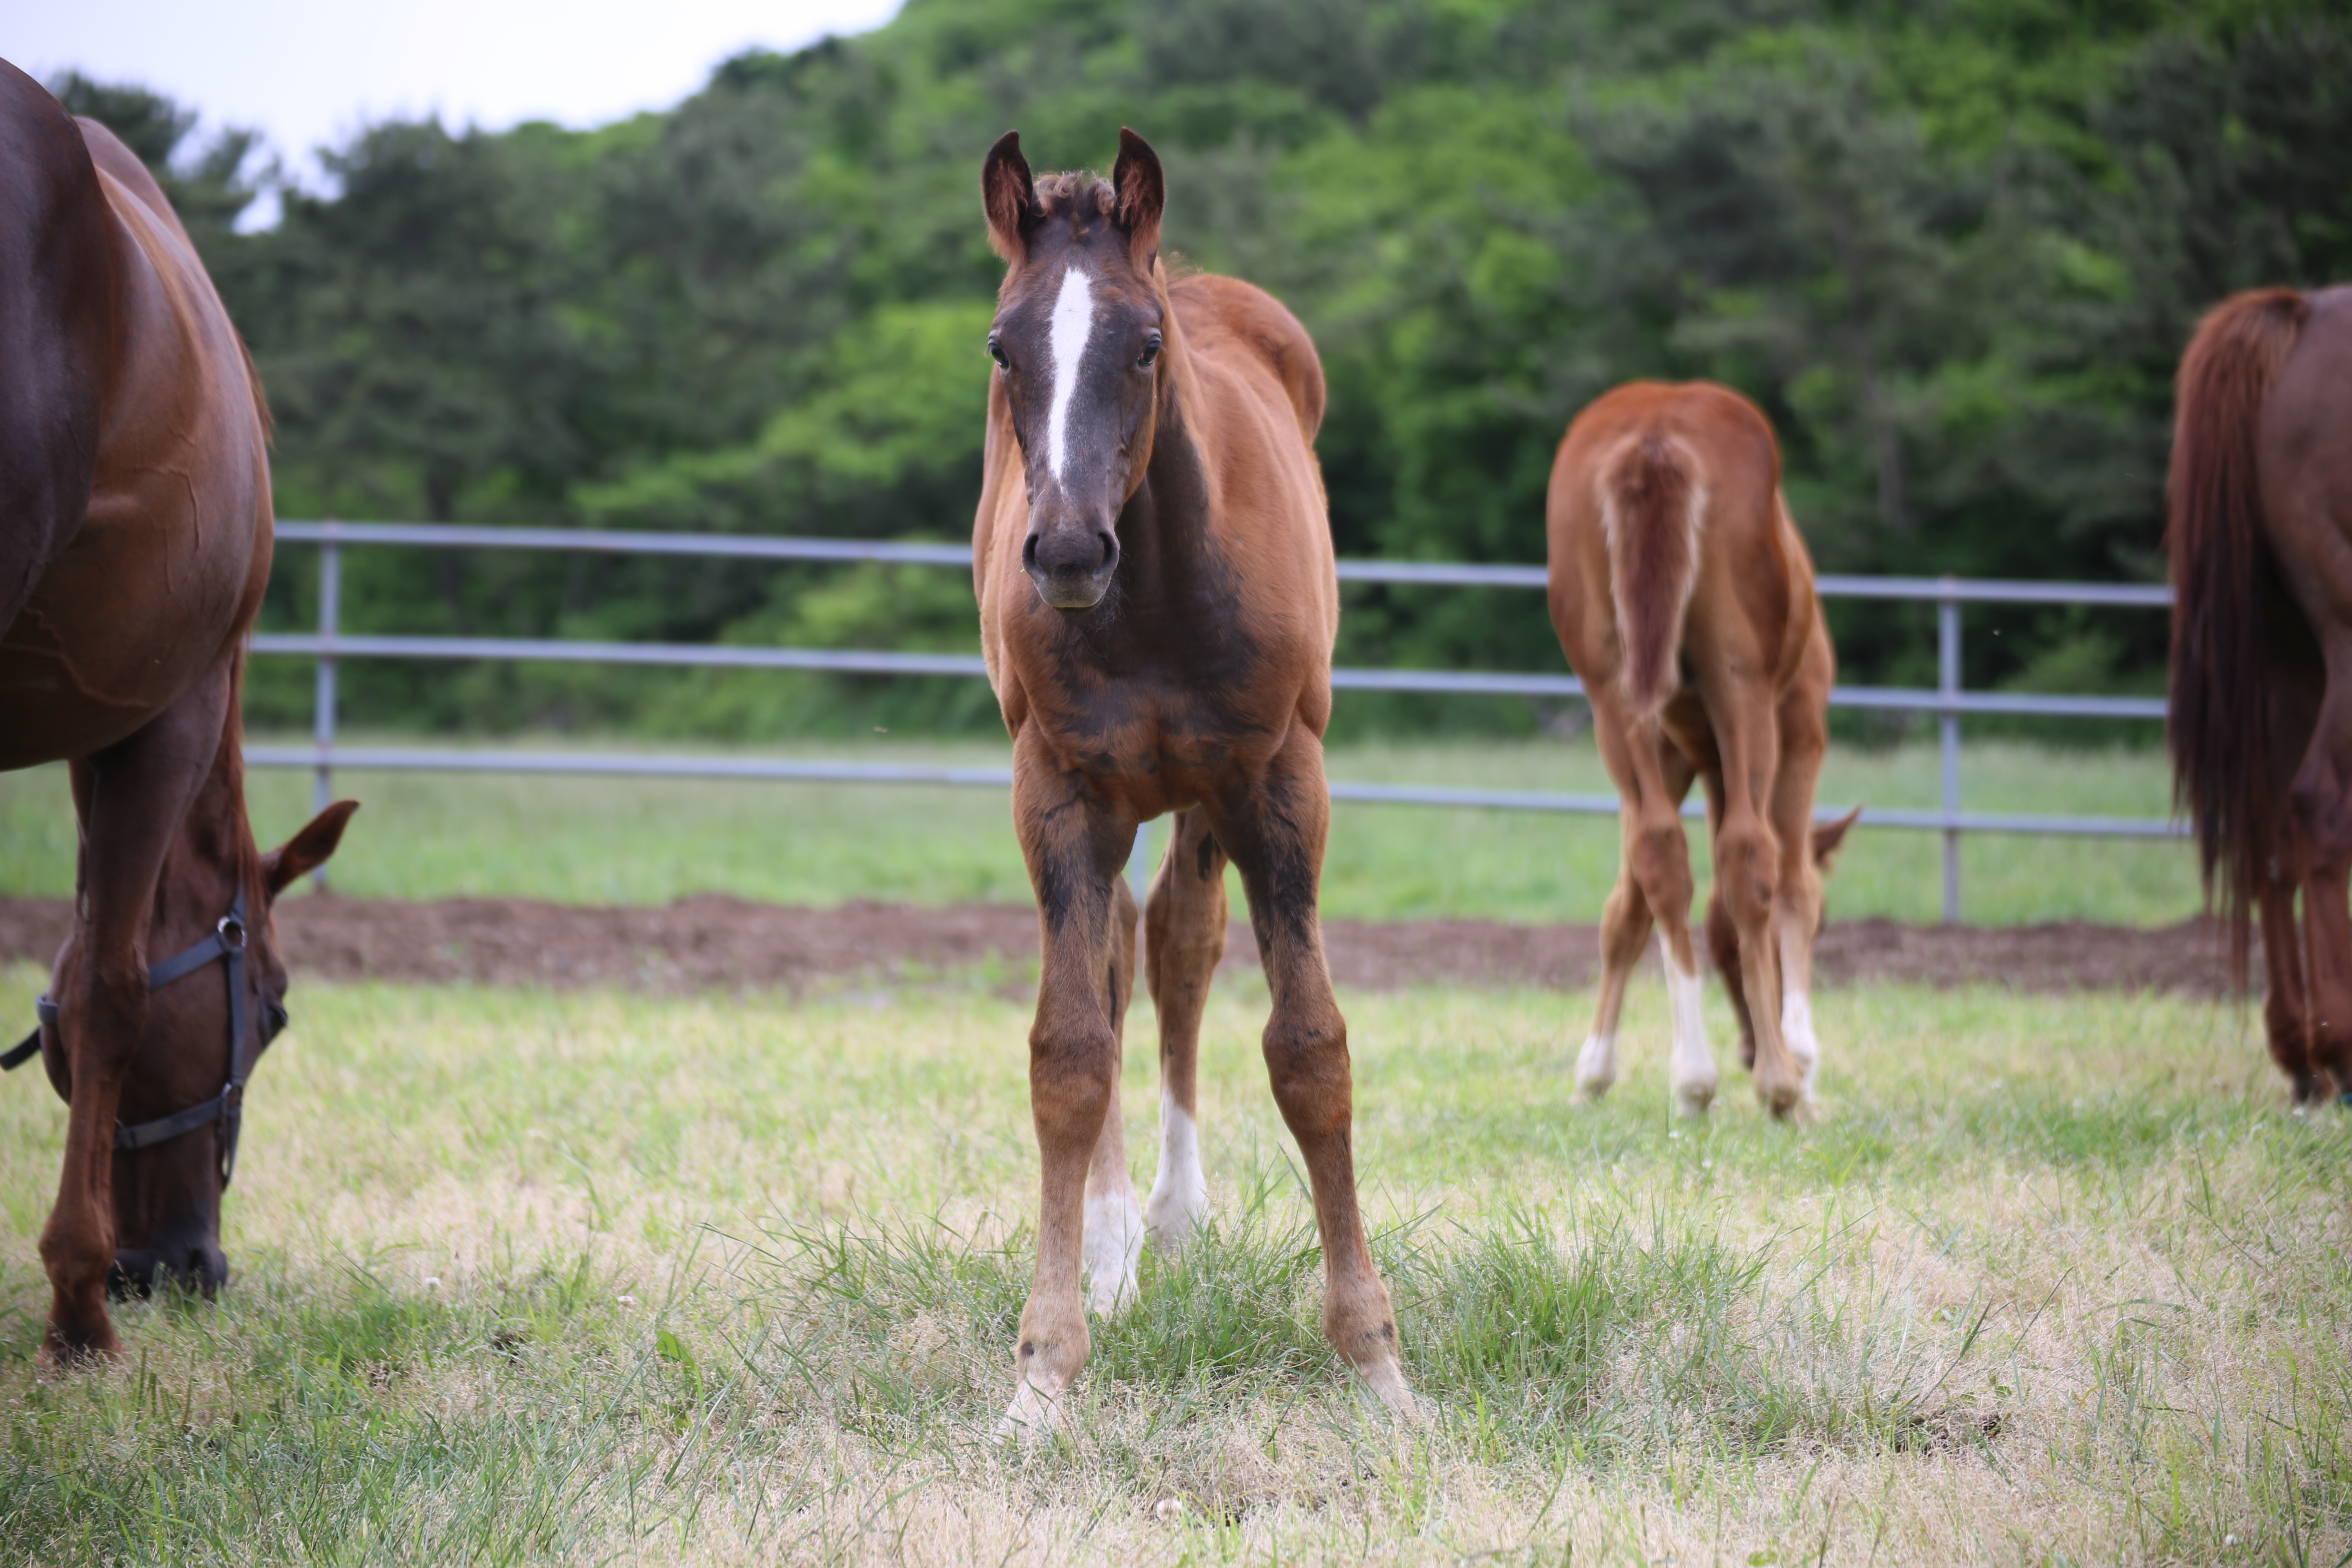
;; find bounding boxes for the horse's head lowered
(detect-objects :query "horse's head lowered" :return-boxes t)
[982,128,1170,612]
[26,794,355,1300]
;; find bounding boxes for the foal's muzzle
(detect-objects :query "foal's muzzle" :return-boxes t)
[1023,526,1119,611]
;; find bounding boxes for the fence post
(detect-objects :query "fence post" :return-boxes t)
[312,521,341,889]
[1938,580,1961,924]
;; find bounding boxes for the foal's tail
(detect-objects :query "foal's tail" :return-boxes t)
[2167,287,2310,983]
[1602,432,1704,717]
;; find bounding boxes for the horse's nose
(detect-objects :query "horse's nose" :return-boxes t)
[1023,525,1119,610]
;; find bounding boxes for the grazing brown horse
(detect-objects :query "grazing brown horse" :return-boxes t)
[973,129,1411,1433]
[2167,285,2352,1106]
[1546,381,1852,1119]
[0,62,355,1361]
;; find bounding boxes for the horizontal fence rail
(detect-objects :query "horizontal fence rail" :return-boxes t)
[261,520,2185,919]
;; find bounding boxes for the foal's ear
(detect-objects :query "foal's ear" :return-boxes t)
[1811,805,1862,870]
[982,130,1036,261]
[262,800,360,898]
[1112,127,1164,267]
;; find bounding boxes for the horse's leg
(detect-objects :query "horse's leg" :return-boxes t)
[1692,756,1758,1075]
[38,670,231,1362]
[1141,807,1227,1248]
[1588,689,1714,1115]
[2256,873,2325,1103]
[1000,729,1133,1437]
[2259,657,2325,1102]
[1578,729,1699,1100]
[1080,875,1144,1315]
[1575,837,1649,1101]
[1768,685,1831,1101]
[1209,724,1412,1419]
[1706,688,1802,1118]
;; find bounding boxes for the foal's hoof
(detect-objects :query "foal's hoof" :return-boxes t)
[1671,1078,1717,1118]
[997,1378,1066,1444]
[1352,1359,1421,1425]
[1572,1036,1617,1102]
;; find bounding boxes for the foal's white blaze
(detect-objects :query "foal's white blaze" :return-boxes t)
[1662,934,1718,1116]
[1045,266,1097,483]
[1574,1031,1619,1100]
[1143,1086,1207,1245]
[1082,1179,1143,1316]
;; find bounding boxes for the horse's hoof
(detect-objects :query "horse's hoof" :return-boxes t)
[1573,1036,1617,1102]
[997,1378,1065,1444]
[1671,1078,1717,1118]
[1352,1359,1419,1425]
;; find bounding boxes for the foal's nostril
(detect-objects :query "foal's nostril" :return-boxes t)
[1097,530,1118,569]
[1022,535,1039,574]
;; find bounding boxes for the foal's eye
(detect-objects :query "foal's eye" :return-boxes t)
[1137,332,1162,369]
[987,336,1009,370]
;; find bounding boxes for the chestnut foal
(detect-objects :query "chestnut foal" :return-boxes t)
[1546,381,1849,1120]
[973,129,1411,1434]
[0,65,356,1360]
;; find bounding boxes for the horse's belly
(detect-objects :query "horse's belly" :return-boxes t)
[0,471,263,766]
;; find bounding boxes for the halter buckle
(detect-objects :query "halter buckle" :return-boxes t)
[216,914,247,953]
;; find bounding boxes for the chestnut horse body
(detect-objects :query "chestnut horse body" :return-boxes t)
[0,62,351,1360]
[974,129,1410,1432]
[2167,285,2352,1105]
[1546,382,1849,1119]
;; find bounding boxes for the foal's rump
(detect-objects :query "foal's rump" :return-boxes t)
[0,101,272,766]
[1168,272,1327,442]
[1548,382,1795,721]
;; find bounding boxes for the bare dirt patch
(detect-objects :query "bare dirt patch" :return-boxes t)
[0,895,2238,996]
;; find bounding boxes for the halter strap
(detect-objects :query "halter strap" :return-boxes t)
[3,885,258,1185]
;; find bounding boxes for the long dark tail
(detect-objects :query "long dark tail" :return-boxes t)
[2167,287,2310,984]
[1604,433,1702,718]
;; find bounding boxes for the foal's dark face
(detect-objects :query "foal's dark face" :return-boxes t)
[983,130,1168,613]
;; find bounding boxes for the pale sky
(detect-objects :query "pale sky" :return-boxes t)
[9,0,905,191]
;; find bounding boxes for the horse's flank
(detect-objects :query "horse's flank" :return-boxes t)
[0,111,272,766]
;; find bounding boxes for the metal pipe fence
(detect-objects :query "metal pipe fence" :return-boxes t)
[258,520,2181,919]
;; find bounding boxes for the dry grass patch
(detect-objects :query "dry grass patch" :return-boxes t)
[0,961,2347,1563]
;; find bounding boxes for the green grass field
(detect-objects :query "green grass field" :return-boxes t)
[1,959,2343,1565]
[0,737,2195,927]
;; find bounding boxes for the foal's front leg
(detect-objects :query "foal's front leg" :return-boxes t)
[1001,738,1136,1438]
[1211,727,1414,1419]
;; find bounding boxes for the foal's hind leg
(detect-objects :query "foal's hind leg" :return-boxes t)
[1577,735,1696,1102]
[1209,724,1412,1419]
[1142,808,1227,1248]
[1081,877,1144,1315]
[39,670,232,1362]
[1588,690,1716,1115]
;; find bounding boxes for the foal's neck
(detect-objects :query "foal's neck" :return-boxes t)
[1116,365,1218,599]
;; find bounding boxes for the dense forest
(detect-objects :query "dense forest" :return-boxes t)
[54,0,2352,739]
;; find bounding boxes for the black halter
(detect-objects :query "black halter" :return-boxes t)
[1,885,283,1186]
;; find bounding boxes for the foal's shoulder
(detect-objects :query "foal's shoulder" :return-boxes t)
[1172,272,1326,441]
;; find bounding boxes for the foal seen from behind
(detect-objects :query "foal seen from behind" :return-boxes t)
[1546,382,1852,1120]
[0,63,357,1360]
[2167,285,2352,1105]
[973,129,1411,1433]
